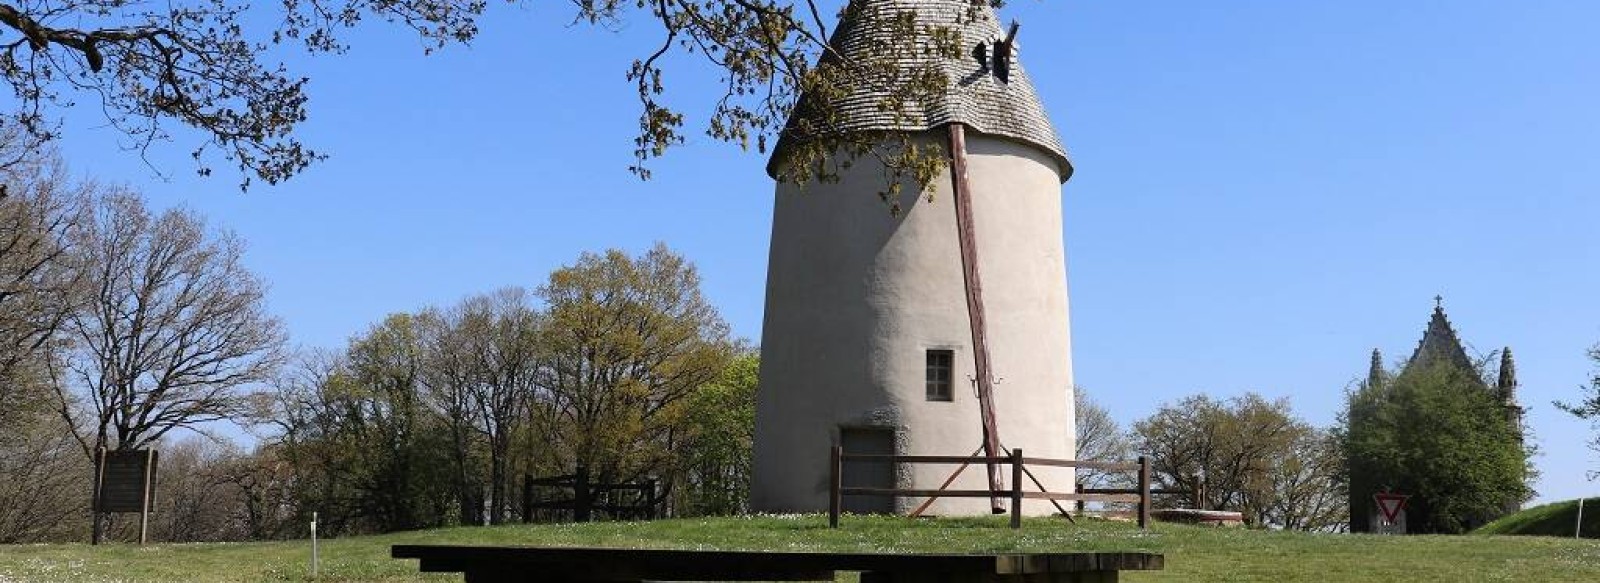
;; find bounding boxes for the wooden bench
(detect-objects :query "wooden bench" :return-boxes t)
[391,545,1164,583]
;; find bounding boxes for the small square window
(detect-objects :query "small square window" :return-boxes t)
[926,349,954,402]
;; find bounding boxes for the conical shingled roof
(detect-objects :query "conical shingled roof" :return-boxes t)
[766,0,1073,181]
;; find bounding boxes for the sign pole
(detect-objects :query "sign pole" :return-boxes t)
[311,511,320,578]
[91,446,106,545]
[1578,498,1586,539]
[138,448,154,545]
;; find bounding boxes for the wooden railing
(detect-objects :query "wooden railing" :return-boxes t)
[828,447,1167,530]
[1076,479,1204,516]
[522,466,661,523]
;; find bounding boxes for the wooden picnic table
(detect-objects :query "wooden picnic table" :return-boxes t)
[391,545,1163,583]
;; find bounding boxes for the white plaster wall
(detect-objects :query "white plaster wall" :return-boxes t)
[752,130,1076,516]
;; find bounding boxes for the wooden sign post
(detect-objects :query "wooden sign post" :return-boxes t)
[92,448,159,545]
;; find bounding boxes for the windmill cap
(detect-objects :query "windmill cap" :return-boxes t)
[766,0,1073,182]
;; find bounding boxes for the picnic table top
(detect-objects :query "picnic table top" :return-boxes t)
[392,545,1164,579]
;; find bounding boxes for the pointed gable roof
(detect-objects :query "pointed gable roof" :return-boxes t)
[767,0,1072,180]
[1405,298,1477,375]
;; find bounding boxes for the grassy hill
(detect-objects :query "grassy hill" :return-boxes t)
[1,515,1597,582]
[1476,497,1600,538]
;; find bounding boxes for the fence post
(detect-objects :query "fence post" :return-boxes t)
[1010,449,1024,530]
[1137,456,1151,530]
[574,465,591,523]
[646,479,659,520]
[1075,481,1085,514]
[522,475,534,524]
[829,445,842,528]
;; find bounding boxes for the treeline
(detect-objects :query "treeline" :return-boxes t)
[0,140,757,543]
[1074,389,1346,531]
[1078,348,1533,533]
[259,248,755,536]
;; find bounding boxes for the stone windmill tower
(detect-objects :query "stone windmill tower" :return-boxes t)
[751,0,1076,516]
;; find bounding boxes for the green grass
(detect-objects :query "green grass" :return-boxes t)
[1,515,1598,582]
[1476,497,1600,538]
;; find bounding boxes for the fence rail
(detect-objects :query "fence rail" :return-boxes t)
[828,447,1179,530]
[522,466,661,523]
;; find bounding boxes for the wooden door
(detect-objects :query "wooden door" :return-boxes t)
[840,427,896,514]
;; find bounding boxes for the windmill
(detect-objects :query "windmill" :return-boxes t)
[752,0,1077,517]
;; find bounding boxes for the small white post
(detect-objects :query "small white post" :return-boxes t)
[1577,498,1586,539]
[311,511,320,578]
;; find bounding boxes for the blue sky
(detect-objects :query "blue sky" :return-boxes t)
[46,1,1600,505]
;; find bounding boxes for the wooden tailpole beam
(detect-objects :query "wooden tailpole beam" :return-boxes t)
[907,445,985,518]
[948,122,1005,513]
[1000,445,1076,522]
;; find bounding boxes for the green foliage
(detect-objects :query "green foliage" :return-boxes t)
[4,1,986,193]
[0,0,493,188]
[676,352,759,516]
[1475,498,1600,539]
[1134,393,1344,530]
[590,0,967,198]
[1343,361,1531,534]
[270,244,743,532]
[532,243,738,486]
[274,315,458,536]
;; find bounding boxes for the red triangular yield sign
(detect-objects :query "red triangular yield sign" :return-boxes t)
[1374,493,1410,523]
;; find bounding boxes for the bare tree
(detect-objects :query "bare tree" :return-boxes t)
[152,437,250,542]
[1263,429,1346,531]
[1557,344,1600,479]
[457,288,539,525]
[416,307,485,525]
[1074,387,1132,488]
[53,192,286,457]
[1134,393,1345,530]
[0,134,86,410]
[0,407,88,543]
[0,134,90,543]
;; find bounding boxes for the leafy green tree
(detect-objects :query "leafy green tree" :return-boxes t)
[676,352,759,516]
[340,313,452,531]
[532,243,737,494]
[1343,361,1531,534]
[270,319,456,535]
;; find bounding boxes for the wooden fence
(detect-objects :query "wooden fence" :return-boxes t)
[1076,479,1204,516]
[522,466,661,523]
[829,447,1189,530]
